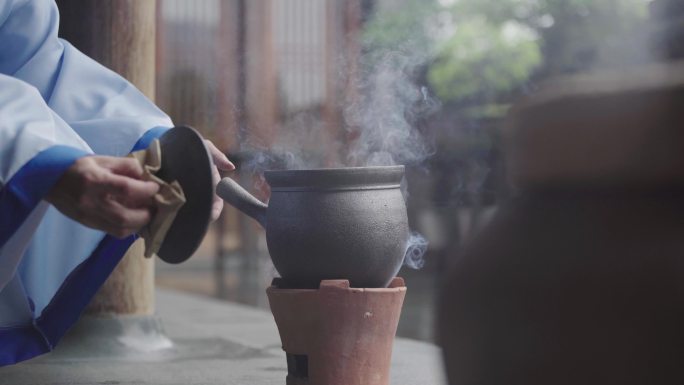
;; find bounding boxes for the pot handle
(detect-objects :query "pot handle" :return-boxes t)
[216,177,267,228]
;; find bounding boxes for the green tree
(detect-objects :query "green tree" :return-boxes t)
[428,17,541,102]
[364,0,651,105]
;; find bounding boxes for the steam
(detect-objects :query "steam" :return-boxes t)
[404,232,428,270]
[238,27,439,271]
[343,51,439,167]
[241,31,439,172]
[342,44,437,270]
[240,112,341,172]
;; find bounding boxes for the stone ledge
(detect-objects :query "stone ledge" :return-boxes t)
[0,288,445,385]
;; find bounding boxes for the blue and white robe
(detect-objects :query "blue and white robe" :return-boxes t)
[0,0,173,365]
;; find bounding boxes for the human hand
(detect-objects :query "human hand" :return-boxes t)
[45,156,160,238]
[205,140,236,220]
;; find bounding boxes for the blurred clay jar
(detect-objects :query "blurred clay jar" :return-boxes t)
[439,62,684,385]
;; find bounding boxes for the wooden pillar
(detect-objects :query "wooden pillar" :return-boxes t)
[324,0,363,165]
[215,0,242,153]
[57,0,158,316]
[244,0,279,147]
[323,0,343,165]
[213,0,244,297]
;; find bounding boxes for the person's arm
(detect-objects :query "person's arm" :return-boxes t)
[0,76,80,287]
[0,0,234,218]
[0,0,172,155]
[0,74,163,289]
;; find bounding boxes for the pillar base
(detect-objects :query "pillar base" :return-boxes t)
[49,315,173,362]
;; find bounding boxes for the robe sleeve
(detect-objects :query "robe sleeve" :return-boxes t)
[0,0,176,365]
[0,0,173,156]
[0,0,173,287]
[0,74,92,288]
[1,0,180,278]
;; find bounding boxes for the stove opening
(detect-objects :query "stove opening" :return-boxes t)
[286,353,309,379]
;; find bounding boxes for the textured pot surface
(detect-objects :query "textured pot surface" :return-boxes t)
[264,166,408,288]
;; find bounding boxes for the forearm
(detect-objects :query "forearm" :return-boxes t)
[0,0,173,157]
[0,75,91,289]
[0,75,91,189]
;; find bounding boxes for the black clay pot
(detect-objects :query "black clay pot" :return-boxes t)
[217,166,409,288]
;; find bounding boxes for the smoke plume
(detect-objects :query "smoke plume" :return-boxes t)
[239,33,438,270]
[343,51,439,167]
[404,232,428,269]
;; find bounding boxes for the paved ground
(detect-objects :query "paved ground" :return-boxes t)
[156,249,441,342]
[0,288,447,385]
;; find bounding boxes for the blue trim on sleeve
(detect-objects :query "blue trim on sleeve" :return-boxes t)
[36,234,135,349]
[0,126,172,366]
[0,323,50,365]
[131,126,169,151]
[0,145,89,249]
[0,234,135,366]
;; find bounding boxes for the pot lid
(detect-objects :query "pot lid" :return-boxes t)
[155,125,214,264]
[265,166,405,191]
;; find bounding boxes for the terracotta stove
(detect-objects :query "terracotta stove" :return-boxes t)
[266,277,407,385]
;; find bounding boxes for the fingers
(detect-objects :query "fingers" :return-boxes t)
[210,160,224,221]
[46,155,161,239]
[97,157,158,233]
[99,199,153,238]
[102,156,145,179]
[106,174,159,206]
[73,198,153,239]
[205,140,235,171]
[211,195,224,221]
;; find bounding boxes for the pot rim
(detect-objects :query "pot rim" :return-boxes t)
[265,165,405,191]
